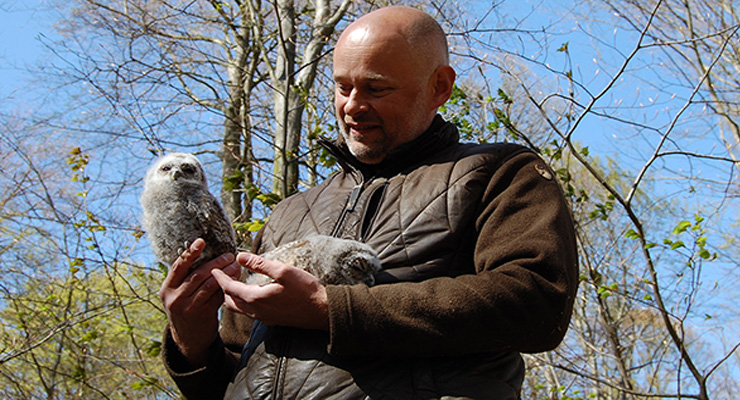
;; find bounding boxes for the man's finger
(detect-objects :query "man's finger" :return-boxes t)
[181,252,236,298]
[212,269,260,314]
[237,252,287,282]
[222,293,255,318]
[163,238,205,289]
[211,268,257,298]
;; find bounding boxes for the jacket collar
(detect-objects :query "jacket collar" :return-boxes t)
[319,115,459,179]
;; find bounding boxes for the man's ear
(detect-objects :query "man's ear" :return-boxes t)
[430,65,457,109]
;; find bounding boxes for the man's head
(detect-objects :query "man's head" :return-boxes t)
[333,6,456,164]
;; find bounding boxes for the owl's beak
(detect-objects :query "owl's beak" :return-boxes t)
[171,169,181,181]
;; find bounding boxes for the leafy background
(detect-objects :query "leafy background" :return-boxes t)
[1,0,738,398]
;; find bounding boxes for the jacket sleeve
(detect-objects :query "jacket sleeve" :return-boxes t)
[325,151,579,357]
[162,308,254,398]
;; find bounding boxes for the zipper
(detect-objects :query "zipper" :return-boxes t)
[271,171,364,398]
[271,329,291,400]
[360,181,389,242]
[271,356,285,400]
[330,183,363,237]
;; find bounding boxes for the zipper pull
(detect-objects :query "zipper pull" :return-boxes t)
[346,184,362,212]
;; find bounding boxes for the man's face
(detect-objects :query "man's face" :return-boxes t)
[333,27,436,164]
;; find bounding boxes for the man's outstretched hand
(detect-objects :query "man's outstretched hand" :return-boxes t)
[159,239,241,367]
[211,252,329,331]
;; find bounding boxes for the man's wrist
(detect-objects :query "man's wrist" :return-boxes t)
[169,325,212,369]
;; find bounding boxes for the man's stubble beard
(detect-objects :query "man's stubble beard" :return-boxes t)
[339,126,390,164]
[336,93,431,164]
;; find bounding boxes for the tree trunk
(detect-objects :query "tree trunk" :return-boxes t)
[222,3,258,248]
[271,0,352,199]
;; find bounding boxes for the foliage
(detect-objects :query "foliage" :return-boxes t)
[0,265,172,399]
[1,0,738,398]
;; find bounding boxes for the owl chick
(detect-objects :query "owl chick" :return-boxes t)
[246,235,381,286]
[140,152,236,270]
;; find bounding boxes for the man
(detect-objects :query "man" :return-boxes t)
[160,6,578,399]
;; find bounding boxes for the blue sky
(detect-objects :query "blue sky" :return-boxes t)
[0,2,49,101]
[0,0,737,391]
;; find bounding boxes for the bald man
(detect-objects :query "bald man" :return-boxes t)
[160,6,578,399]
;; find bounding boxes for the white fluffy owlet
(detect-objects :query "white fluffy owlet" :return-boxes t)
[246,235,381,286]
[140,152,236,269]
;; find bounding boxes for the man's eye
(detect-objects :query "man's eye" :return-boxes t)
[369,86,390,95]
[336,84,351,94]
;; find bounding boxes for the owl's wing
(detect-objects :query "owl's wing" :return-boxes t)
[192,191,237,257]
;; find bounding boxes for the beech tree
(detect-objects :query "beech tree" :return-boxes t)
[444,0,739,397]
[0,0,737,398]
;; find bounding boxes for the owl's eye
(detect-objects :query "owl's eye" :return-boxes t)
[181,164,197,175]
[161,166,172,172]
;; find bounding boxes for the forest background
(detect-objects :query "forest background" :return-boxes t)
[0,0,738,399]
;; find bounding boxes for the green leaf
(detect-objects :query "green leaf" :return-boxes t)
[132,374,159,389]
[144,340,162,357]
[670,240,685,250]
[223,169,245,192]
[497,88,513,104]
[234,219,267,234]
[80,329,100,342]
[157,262,168,276]
[672,220,692,235]
[72,365,86,381]
[255,192,281,208]
[597,286,611,298]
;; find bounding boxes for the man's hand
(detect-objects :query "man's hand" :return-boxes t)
[159,238,240,367]
[211,253,329,331]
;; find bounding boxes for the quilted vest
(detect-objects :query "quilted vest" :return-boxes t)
[224,119,529,399]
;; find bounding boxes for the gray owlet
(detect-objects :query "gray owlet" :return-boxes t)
[140,152,236,269]
[246,235,381,286]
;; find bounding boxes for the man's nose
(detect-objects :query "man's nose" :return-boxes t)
[343,89,369,116]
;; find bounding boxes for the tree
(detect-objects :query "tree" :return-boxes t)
[0,265,171,399]
[268,0,351,198]
[0,112,174,397]
[1,0,738,397]
[445,0,739,397]
[602,0,740,173]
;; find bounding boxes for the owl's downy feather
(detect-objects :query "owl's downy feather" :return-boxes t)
[140,152,236,269]
[247,235,381,286]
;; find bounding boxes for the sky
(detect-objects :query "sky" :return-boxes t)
[0,2,49,102]
[0,0,737,391]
